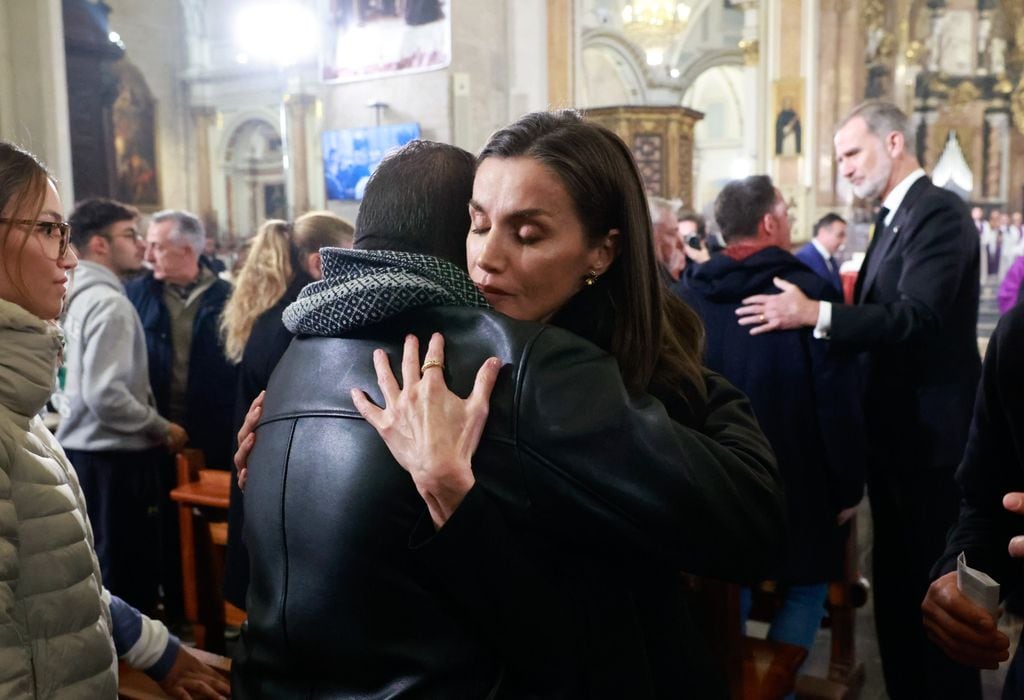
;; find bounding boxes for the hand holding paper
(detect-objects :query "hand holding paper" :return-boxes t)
[922,564,1009,670]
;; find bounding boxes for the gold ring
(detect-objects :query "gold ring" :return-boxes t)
[759,314,766,323]
[421,359,444,374]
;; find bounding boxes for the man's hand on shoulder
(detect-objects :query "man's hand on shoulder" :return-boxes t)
[736,277,820,336]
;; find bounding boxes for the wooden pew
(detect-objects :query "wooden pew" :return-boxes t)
[169,449,246,653]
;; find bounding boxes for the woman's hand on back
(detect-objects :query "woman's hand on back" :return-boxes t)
[352,333,500,530]
[234,391,264,491]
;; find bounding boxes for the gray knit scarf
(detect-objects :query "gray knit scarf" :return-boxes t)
[283,248,490,336]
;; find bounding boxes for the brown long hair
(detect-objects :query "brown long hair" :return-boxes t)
[0,142,51,298]
[478,111,705,406]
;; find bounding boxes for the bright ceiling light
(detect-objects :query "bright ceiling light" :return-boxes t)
[234,3,319,67]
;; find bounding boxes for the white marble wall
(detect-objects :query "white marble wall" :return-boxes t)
[0,0,74,207]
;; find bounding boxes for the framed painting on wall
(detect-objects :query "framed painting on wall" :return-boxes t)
[111,60,160,207]
[321,0,451,83]
[773,78,804,158]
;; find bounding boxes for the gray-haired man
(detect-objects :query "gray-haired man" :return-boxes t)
[126,210,237,618]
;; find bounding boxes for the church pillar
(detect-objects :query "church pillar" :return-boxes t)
[985,111,1009,203]
[546,0,573,107]
[0,0,74,205]
[191,106,217,240]
[736,1,764,173]
[283,93,317,219]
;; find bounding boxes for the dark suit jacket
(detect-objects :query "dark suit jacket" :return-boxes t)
[831,176,980,470]
[795,242,842,292]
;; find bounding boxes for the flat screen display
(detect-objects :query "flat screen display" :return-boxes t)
[322,123,421,201]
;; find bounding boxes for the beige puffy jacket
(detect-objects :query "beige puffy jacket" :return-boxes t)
[0,298,118,698]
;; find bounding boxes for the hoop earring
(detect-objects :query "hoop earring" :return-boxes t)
[583,270,598,287]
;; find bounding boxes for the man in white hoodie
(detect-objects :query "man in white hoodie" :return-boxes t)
[57,199,187,614]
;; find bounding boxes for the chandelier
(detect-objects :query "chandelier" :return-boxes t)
[621,1,691,65]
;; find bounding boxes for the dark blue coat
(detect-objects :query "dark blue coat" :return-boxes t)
[675,246,865,582]
[125,271,237,471]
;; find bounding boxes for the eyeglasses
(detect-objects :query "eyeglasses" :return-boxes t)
[0,218,72,259]
[107,231,144,243]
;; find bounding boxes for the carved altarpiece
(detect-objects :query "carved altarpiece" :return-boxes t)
[584,105,704,206]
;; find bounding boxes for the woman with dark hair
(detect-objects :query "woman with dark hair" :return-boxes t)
[0,142,228,698]
[235,113,782,697]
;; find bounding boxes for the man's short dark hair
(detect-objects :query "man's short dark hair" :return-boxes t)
[69,198,138,249]
[813,213,846,238]
[354,140,475,268]
[714,175,777,244]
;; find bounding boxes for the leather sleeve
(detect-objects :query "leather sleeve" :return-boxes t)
[514,328,786,582]
[409,485,574,691]
[932,306,1024,591]
[831,195,974,349]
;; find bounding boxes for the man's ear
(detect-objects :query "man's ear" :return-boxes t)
[886,130,904,157]
[86,234,109,259]
[306,251,323,280]
[591,228,621,274]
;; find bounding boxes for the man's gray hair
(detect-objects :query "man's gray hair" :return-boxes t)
[838,100,915,153]
[151,209,205,252]
[647,195,677,222]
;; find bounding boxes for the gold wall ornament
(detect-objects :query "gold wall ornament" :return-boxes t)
[861,0,885,32]
[1012,77,1024,137]
[948,80,981,109]
[739,38,759,66]
[905,40,923,62]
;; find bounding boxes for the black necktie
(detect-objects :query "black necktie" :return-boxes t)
[873,206,890,240]
[859,206,891,301]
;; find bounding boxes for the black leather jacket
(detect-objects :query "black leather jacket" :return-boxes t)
[234,306,783,699]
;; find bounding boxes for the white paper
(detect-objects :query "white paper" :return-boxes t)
[957,551,1000,615]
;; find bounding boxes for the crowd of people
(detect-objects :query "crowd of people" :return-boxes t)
[1,98,1023,699]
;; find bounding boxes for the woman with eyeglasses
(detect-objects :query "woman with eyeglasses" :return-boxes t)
[0,141,229,698]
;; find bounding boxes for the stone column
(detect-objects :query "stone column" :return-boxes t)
[736,0,764,172]
[546,0,573,107]
[0,0,74,205]
[283,93,316,218]
[191,106,217,239]
[985,111,1008,202]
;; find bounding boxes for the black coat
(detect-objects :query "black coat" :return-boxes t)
[125,272,237,471]
[224,270,313,609]
[234,306,784,699]
[933,304,1024,696]
[676,246,865,582]
[834,176,981,470]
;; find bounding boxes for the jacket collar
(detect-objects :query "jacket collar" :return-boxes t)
[0,298,63,420]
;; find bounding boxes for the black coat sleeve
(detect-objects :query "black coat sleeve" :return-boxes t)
[932,306,1024,593]
[512,329,785,581]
